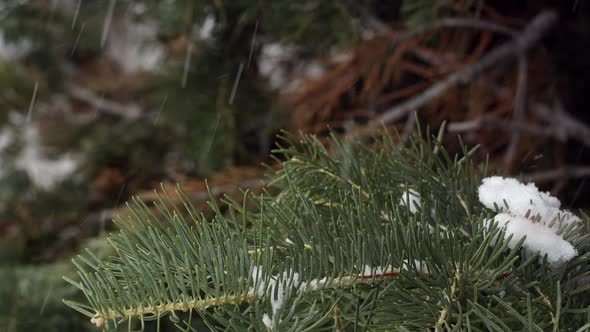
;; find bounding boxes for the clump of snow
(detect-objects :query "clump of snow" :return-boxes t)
[259,43,296,90]
[479,176,580,227]
[251,265,387,329]
[400,188,421,214]
[15,125,77,190]
[0,112,77,189]
[361,265,394,276]
[490,213,577,267]
[479,176,580,267]
[262,313,272,329]
[305,277,328,291]
[249,266,297,329]
[401,260,430,273]
[249,265,266,297]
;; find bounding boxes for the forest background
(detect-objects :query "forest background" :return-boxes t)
[0,0,589,331]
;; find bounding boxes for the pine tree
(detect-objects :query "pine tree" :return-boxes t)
[64,127,590,331]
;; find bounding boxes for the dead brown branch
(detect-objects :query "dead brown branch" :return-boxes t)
[387,18,516,47]
[370,10,558,127]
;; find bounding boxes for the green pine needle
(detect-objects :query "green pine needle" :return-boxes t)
[64,130,590,331]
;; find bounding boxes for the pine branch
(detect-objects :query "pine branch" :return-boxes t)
[64,128,590,331]
[87,293,255,328]
[71,256,404,328]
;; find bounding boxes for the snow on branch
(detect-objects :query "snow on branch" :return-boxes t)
[400,188,421,214]
[479,176,580,227]
[478,176,580,267]
[490,213,577,267]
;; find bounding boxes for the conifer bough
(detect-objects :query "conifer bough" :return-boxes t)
[64,129,590,331]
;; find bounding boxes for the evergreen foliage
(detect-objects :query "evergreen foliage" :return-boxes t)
[0,0,489,239]
[65,128,590,331]
[0,237,113,332]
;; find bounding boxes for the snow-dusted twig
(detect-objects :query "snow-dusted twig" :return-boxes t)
[478,176,581,267]
[369,10,557,127]
[89,267,402,328]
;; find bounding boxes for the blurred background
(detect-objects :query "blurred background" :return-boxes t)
[0,0,589,331]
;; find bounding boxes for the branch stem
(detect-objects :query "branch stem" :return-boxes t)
[89,271,400,327]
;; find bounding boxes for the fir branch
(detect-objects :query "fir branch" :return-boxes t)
[88,293,255,328]
[64,129,590,330]
[82,269,403,328]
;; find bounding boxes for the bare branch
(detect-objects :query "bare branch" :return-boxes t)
[520,166,590,183]
[67,84,142,119]
[449,98,590,154]
[448,115,557,138]
[357,2,517,38]
[504,56,528,167]
[388,18,516,47]
[533,101,590,148]
[370,10,558,127]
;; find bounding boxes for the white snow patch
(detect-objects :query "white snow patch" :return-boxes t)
[106,18,163,73]
[478,176,580,227]
[250,266,340,328]
[251,263,403,328]
[249,265,266,297]
[250,267,301,329]
[262,313,272,329]
[199,15,216,41]
[361,265,394,276]
[0,127,14,151]
[0,33,32,60]
[258,43,296,90]
[401,259,430,273]
[400,188,421,214]
[305,277,328,291]
[479,176,580,267]
[15,125,77,190]
[489,213,577,267]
